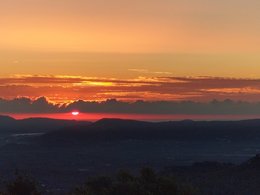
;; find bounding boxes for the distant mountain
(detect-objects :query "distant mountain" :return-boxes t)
[0,115,16,124]
[41,118,260,144]
[0,115,92,134]
[92,118,152,128]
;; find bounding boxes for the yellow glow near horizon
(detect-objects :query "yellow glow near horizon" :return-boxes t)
[1,52,260,79]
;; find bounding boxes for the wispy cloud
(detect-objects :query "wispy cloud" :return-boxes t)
[1,75,260,102]
[128,69,172,75]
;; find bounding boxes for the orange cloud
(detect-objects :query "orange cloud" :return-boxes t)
[1,75,260,102]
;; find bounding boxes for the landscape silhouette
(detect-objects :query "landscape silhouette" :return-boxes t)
[1,115,260,194]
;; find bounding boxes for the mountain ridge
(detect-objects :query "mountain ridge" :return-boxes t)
[39,117,260,144]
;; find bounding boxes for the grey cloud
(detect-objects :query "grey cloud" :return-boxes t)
[1,97,260,115]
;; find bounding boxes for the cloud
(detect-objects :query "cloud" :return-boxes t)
[1,97,260,115]
[0,97,59,113]
[128,69,172,75]
[1,75,260,103]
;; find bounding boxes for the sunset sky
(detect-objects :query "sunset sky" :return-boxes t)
[1,0,260,106]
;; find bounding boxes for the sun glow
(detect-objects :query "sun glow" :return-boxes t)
[72,111,79,116]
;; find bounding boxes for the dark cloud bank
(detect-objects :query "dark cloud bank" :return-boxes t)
[1,97,260,115]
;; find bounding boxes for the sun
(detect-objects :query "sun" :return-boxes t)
[71,111,79,116]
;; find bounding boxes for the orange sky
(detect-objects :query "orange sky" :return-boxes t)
[1,0,260,53]
[1,0,260,102]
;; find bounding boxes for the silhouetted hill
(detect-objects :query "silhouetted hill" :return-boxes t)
[41,118,260,144]
[0,115,92,134]
[162,154,260,195]
[240,154,260,169]
[0,115,16,127]
[92,118,152,128]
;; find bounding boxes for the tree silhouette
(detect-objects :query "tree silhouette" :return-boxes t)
[71,168,196,195]
[4,172,41,195]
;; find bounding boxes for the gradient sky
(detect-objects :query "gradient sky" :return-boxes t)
[1,0,260,103]
[1,0,260,53]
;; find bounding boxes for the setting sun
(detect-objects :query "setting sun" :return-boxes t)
[72,111,79,116]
